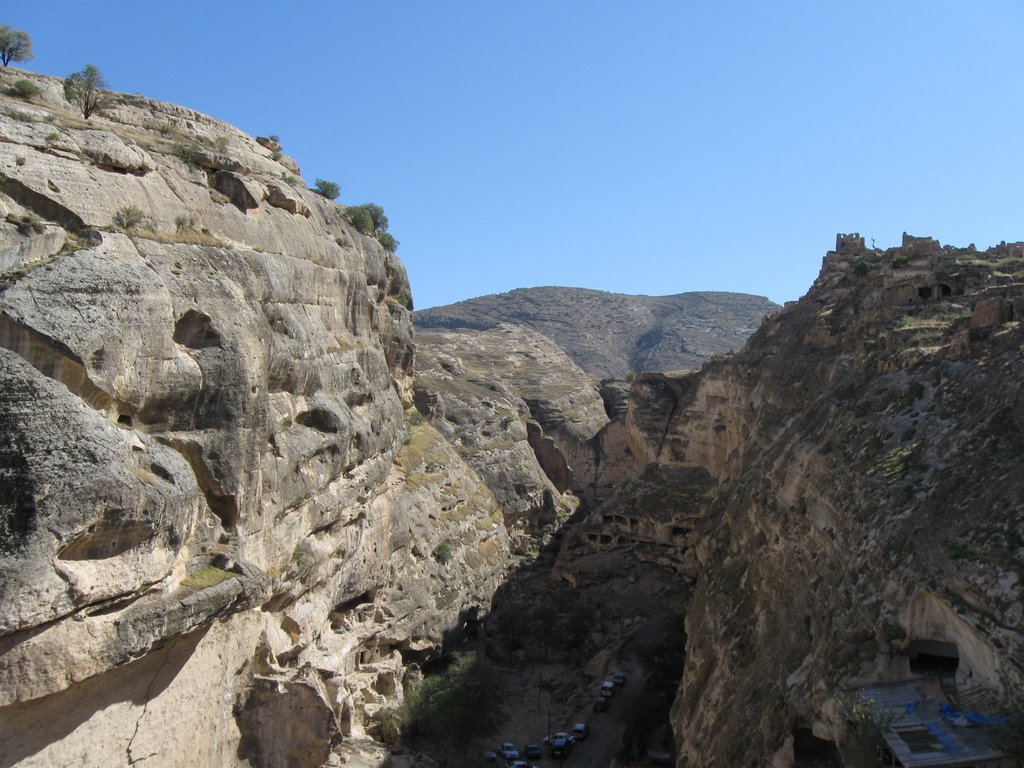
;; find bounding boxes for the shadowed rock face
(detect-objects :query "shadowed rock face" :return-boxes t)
[603,235,1024,766]
[415,286,780,379]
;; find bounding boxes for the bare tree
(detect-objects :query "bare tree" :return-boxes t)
[63,65,110,119]
[0,26,33,66]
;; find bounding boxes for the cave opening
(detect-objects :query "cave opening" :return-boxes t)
[792,727,841,767]
[918,286,934,301]
[907,638,959,675]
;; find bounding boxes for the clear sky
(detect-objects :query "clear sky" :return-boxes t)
[7,1,1022,308]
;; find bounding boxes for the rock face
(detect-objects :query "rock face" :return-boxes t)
[600,234,1024,765]
[3,65,1023,768]
[0,68,509,767]
[414,286,780,379]
[414,324,609,542]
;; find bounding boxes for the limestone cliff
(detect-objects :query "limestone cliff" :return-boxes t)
[414,324,610,545]
[0,68,509,768]
[604,234,1024,765]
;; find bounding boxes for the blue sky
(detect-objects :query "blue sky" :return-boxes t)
[7,1,1023,308]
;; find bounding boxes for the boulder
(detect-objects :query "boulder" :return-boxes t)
[267,184,311,217]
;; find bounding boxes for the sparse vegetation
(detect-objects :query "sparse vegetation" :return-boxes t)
[853,259,872,277]
[400,653,503,762]
[347,205,373,234]
[7,212,45,236]
[314,178,340,199]
[63,64,110,119]
[112,205,147,231]
[10,79,41,100]
[0,25,33,66]
[835,691,890,768]
[346,203,399,251]
[175,144,202,169]
[432,541,453,564]
[619,613,686,761]
[181,565,234,589]
[377,231,399,252]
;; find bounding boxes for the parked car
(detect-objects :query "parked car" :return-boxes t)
[482,751,498,764]
[593,697,609,712]
[524,744,542,759]
[612,671,627,685]
[549,735,572,758]
[601,681,615,697]
[499,743,519,760]
[572,722,590,741]
[506,761,538,768]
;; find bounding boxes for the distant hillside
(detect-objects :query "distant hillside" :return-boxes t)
[414,287,780,379]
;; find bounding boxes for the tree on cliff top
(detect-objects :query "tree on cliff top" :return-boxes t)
[63,65,110,119]
[0,26,33,66]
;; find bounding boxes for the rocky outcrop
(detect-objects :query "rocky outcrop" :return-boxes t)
[415,286,780,379]
[414,324,609,541]
[605,234,1024,766]
[0,68,508,767]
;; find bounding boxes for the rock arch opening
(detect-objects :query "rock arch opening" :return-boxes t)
[907,638,959,676]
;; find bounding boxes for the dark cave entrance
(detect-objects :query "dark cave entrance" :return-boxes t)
[907,638,959,676]
[792,727,842,767]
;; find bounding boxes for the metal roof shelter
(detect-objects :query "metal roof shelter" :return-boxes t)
[859,680,1015,768]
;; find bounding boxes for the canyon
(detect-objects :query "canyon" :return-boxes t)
[0,66,1021,768]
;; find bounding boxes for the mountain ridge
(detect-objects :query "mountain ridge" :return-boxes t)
[415,286,780,379]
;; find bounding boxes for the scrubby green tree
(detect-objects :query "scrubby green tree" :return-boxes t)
[346,205,374,234]
[63,65,110,119]
[377,231,399,252]
[556,600,595,653]
[496,606,529,662]
[363,202,389,232]
[405,653,502,761]
[618,613,687,760]
[0,26,33,66]
[314,178,340,199]
[835,692,890,768]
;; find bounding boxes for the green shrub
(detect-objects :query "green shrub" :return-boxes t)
[314,178,340,199]
[363,203,389,232]
[347,206,374,234]
[892,253,909,269]
[347,203,389,232]
[377,231,399,252]
[432,542,452,564]
[113,205,147,231]
[175,144,202,168]
[853,259,872,277]
[10,79,40,100]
